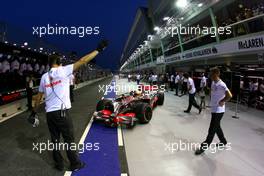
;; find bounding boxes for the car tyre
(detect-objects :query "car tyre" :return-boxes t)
[134,103,152,124]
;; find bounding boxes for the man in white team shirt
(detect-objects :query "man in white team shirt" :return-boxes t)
[195,67,232,155]
[200,73,207,89]
[136,73,141,85]
[32,40,108,171]
[175,72,180,96]
[152,73,158,85]
[183,73,202,114]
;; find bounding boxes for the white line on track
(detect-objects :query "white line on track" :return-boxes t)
[121,173,128,176]
[117,126,124,146]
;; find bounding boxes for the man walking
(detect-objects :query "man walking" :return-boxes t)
[183,73,202,114]
[195,67,232,155]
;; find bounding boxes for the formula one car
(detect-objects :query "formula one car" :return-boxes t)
[93,85,164,128]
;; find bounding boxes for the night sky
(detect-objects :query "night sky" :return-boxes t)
[0,0,147,70]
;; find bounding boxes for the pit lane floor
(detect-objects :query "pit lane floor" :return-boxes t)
[116,78,264,176]
[0,77,113,176]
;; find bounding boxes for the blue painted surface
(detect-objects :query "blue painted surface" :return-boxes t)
[72,80,120,176]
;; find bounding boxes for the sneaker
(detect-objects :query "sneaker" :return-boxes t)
[184,110,190,113]
[195,149,205,155]
[71,162,85,172]
[199,107,202,114]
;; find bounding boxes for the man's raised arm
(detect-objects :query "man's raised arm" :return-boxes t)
[73,40,108,71]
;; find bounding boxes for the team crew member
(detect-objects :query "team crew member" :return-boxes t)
[175,72,180,96]
[69,73,75,102]
[195,67,232,155]
[200,73,207,109]
[128,74,131,82]
[136,73,141,85]
[152,73,158,85]
[170,74,174,91]
[184,73,202,114]
[32,40,108,171]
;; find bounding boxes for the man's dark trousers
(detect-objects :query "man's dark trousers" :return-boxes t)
[201,113,227,148]
[46,110,81,167]
[175,83,179,95]
[186,93,200,112]
[70,85,74,102]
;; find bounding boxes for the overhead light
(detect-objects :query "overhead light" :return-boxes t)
[24,42,28,46]
[163,17,170,21]
[176,0,188,8]
[4,41,8,44]
[198,3,203,7]
[154,26,160,31]
[40,47,43,51]
[147,35,153,40]
[13,43,17,46]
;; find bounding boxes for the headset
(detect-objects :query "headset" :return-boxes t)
[48,54,62,67]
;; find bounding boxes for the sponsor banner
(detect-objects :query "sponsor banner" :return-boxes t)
[0,87,38,105]
[165,34,264,63]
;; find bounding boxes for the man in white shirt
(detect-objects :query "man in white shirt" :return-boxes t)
[152,73,158,85]
[183,73,202,114]
[170,74,175,91]
[128,74,131,82]
[19,61,27,75]
[195,67,232,155]
[200,73,207,89]
[11,59,20,72]
[32,40,108,171]
[39,64,45,75]
[34,63,40,73]
[2,59,10,73]
[136,73,141,85]
[175,72,180,96]
[199,73,207,108]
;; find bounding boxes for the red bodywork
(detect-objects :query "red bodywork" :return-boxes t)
[93,85,163,127]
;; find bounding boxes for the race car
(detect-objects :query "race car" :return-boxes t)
[93,85,164,128]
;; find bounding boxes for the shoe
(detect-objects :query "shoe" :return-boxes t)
[54,164,64,171]
[195,149,205,155]
[174,94,178,96]
[71,162,85,172]
[199,107,202,114]
[184,110,190,113]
